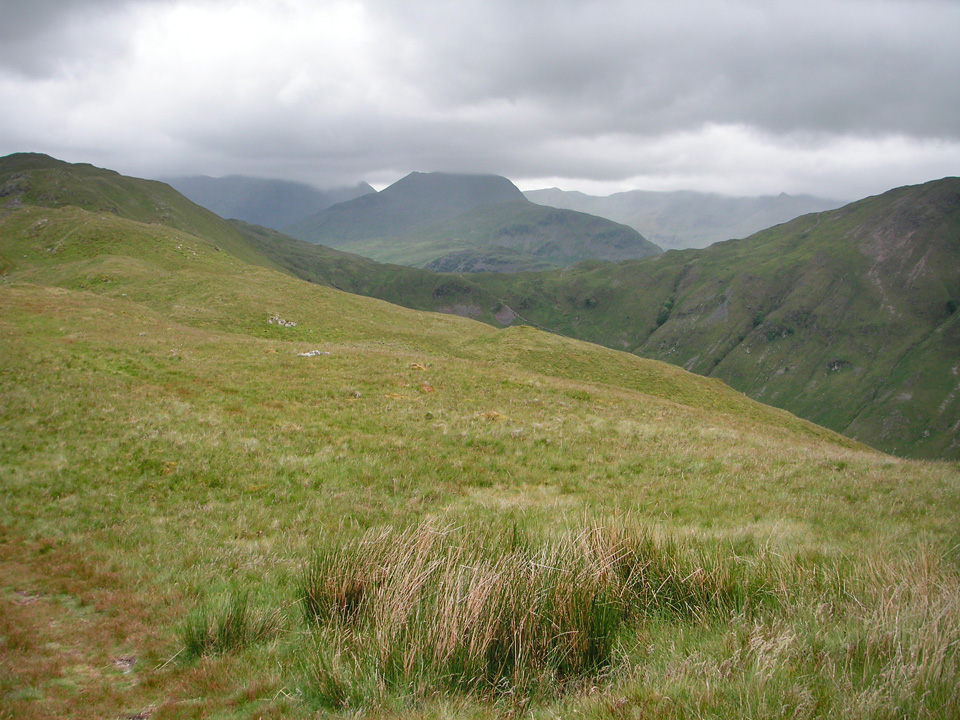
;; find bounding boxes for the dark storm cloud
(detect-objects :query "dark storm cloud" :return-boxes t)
[0,0,957,197]
[363,0,960,139]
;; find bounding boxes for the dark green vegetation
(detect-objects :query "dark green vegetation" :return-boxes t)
[472,179,960,459]
[525,187,845,250]
[2,153,960,718]
[164,174,374,230]
[285,171,661,271]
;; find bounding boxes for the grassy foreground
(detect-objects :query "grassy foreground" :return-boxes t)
[1,198,960,719]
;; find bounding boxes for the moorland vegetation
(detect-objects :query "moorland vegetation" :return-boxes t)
[1,153,959,719]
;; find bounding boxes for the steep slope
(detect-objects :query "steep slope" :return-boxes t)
[475,178,960,458]
[285,171,660,270]
[163,174,374,229]
[526,187,845,250]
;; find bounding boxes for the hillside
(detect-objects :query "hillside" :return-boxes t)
[230,220,505,322]
[163,174,374,230]
[0,152,280,271]
[2,154,960,719]
[285,171,661,270]
[474,178,960,459]
[525,187,845,250]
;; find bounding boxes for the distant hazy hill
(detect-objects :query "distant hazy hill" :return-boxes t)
[478,178,960,458]
[163,174,374,229]
[285,171,661,271]
[525,187,845,250]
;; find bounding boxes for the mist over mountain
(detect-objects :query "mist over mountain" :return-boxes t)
[287,172,525,241]
[163,174,374,230]
[525,187,845,250]
[285,171,660,271]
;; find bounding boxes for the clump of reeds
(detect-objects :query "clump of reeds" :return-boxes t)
[298,519,782,708]
[180,590,279,659]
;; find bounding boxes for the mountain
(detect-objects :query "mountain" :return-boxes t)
[473,178,960,459]
[3,153,960,719]
[285,171,661,270]
[525,187,845,250]
[163,174,373,229]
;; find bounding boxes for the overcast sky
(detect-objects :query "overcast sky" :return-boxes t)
[1,0,958,199]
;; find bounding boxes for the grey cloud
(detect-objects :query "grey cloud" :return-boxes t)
[0,0,173,76]
[0,0,957,198]
[367,0,960,139]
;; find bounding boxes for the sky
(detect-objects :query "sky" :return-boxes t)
[1,0,958,200]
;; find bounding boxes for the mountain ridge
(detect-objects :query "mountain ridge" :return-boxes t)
[3,153,956,458]
[474,177,960,458]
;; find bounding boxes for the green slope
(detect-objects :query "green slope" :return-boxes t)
[3,158,960,719]
[470,178,960,459]
[0,152,280,270]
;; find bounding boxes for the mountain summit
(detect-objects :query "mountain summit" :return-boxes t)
[285,171,661,271]
[286,172,526,242]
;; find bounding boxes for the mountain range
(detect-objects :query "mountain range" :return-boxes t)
[470,179,960,459]
[525,187,845,250]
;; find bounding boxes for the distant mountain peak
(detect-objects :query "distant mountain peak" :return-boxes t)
[285,170,660,268]
[378,171,526,208]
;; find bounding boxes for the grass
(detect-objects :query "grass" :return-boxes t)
[180,590,279,660]
[2,179,960,718]
[297,519,785,709]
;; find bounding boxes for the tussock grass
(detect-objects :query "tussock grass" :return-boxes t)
[298,520,783,708]
[179,590,279,659]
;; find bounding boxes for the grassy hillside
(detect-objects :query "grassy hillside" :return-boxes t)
[0,153,280,271]
[473,179,960,459]
[285,172,660,271]
[2,156,960,719]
